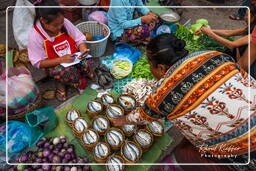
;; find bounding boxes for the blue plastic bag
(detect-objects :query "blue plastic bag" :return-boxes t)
[0,121,32,154]
[100,42,142,68]
[114,42,141,64]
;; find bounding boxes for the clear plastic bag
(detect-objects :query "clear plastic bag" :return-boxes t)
[0,66,39,110]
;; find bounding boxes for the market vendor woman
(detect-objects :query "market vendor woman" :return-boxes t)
[107,0,158,44]
[28,0,92,101]
[112,33,256,170]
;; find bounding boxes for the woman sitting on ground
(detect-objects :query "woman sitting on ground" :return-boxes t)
[112,33,256,171]
[107,0,158,45]
[28,0,93,101]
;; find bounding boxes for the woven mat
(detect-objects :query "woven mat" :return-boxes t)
[46,88,173,171]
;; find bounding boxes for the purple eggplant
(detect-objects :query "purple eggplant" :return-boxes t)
[43,149,51,158]
[82,165,91,171]
[43,142,50,148]
[64,166,71,171]
[52,155,61,163]
[42,158,49,163]
[19,155,28,162]
[64,153,72,161]
[67,147,73,153]
[62,158,69,163]
[48,153,54,161]
[56,143,63,150]
[56,166,62,171]
[63,143,69,148]
[36,168,44,171]
[35,158,42,163]
[70,167,78,171]
[60,136,67,144]
[42,165,51,171]
[37,151,43,158]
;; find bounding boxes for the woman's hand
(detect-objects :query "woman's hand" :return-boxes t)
[200,26,214,36]
[141,14,158,24]
[148,11,158,18]
[110,115,130,127]
[60,54,75,63]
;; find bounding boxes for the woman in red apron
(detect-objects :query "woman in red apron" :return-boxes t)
[28,0,92,101]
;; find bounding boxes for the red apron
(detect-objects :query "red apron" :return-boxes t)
[34,25,87,90]
[34,25,78,59]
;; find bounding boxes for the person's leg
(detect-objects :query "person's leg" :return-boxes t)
[119,24,154,45]
[48,65,82,101]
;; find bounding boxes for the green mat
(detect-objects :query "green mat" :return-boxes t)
[147,0,171,15]
[46,88,173,171]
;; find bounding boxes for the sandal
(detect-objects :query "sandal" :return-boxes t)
[229,14,242,20]
[56,84,67,102]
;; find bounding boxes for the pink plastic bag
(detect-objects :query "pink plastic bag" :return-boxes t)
[0,66,39,110]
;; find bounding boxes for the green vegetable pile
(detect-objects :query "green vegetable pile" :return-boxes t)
[174,21,234,54]
[131,56,154,80]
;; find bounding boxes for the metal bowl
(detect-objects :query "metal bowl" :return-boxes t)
[159,10,180,24]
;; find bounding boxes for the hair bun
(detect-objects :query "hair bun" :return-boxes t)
[171,39,186,50]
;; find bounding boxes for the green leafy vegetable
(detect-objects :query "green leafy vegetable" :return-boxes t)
[196,19,209,26]
[174,24,234,54]
[131,57,154,80]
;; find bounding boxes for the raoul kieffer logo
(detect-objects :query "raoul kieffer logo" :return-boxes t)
[198,143,241,159]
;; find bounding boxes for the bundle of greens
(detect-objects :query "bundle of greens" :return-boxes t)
[131,57,154,80]
[174,23,234,54]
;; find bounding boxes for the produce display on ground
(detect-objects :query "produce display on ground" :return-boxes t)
[131,56,154,80]
[174,23,234,54]
[9,136,91,171]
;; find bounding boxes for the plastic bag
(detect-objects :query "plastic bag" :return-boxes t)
[0,66,39,112]
[110,58,133,79]
[100,42,141,68]
[88,11,108,25]
[25,106,58,144]
[0,121,32,154]
[13,0,35,50]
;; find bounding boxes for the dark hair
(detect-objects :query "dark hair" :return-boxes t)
[34,0,64,25]
[146,33,188,67]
